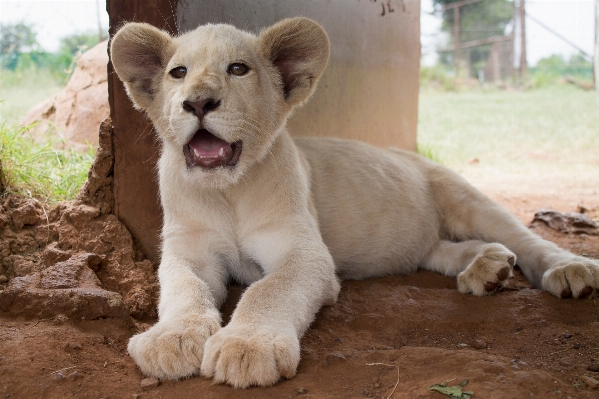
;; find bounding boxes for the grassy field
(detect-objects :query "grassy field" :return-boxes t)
[0,68,93,202]
[418,85,599,180]
[418,84,599,218]
[0,68,64,125]
[418,85,599,167]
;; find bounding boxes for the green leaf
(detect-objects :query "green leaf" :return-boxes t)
[429,380,474,399]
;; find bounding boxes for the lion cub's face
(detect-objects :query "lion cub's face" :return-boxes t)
[110,18,329,188]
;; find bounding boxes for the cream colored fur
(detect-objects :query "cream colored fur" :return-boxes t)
[110,18,599,388]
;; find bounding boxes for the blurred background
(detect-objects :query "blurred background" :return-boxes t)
[0,0,597,222]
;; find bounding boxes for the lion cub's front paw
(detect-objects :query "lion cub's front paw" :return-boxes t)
[128,313,221,380]
[542,256,599,299]
[201,323,300,388]
[457,244,515,296]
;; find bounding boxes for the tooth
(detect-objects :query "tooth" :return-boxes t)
[218,147,224,157]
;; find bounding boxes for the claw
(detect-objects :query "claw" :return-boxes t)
[484,282,498,292]
[578,286,593,299]
[560,287,572,299]
[496,267,510,281]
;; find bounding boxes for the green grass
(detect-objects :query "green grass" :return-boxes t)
[0,67,64,125]
[418,85,599,172]
[0,66,94,203]
[0,122,94,202]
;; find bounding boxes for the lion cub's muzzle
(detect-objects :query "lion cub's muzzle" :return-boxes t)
[183,129,242,169]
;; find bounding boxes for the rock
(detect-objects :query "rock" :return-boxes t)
[141,377,160,391]
[581,375,599,389]
[21,41,109,150]
[558,360,570,367]
[321,353,346,368]
[297,387,307,394]
[42,243,72,266]
[0,254,128,320]
[70,342,82,350]
[471,339,487,349]
[0,275,7,284]
[67,371,80,380]
[52,372,65,381]
[11,201,41,229]
[588,363,599,372]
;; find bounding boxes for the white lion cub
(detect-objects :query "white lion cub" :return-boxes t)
[110,18,599,388]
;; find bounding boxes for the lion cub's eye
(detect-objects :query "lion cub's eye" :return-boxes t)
[169,66,187,79]
[228,63,249,76]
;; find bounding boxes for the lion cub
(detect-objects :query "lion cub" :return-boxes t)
[110,18,599,388]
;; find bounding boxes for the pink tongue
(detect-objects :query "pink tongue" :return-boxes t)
[189,129,230,156]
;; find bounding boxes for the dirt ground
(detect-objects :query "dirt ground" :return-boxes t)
[1,145,599,398]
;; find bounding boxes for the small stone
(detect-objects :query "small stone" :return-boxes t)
[471,339,487,349]
[0,276,7,284]
[141,377,160,391]
[588,363,599,372]
[573,343,581,349]
[373,383,381,388]
[581,375,599,389]
[321,353,346,368]
[71,342,82,350]
[52,372,66,381]
[564,334,572,339]
[297,387,307,394]
[558,360,570,367]
[67,371,80,380]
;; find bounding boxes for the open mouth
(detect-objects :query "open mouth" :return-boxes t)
[183,129,242,169]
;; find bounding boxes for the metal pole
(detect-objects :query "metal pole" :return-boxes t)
[454,6,461,77]
[519,0,527,79]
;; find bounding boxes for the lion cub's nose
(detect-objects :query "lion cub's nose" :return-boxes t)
[182,98,220,120]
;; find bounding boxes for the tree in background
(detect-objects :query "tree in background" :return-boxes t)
[433,0,513,77]
[55,32,101,74]
[59,32,101,56]
[0,23,100,80]
[0,22,40,69]
[533,54,593,81]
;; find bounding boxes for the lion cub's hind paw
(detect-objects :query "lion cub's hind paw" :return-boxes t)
[128,314,221,380]
[542,258,599,299]
[457,244,516,296]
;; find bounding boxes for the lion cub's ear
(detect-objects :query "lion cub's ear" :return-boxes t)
[110,23,174,111]
[259,18,330,108]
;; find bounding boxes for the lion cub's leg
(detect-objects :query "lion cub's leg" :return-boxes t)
[428,165,599,299]
[423,240,515,296]
[127,248,227,380]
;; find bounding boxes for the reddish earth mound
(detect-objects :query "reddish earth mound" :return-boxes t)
[1,121,598,398]
[21,41,109,151]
